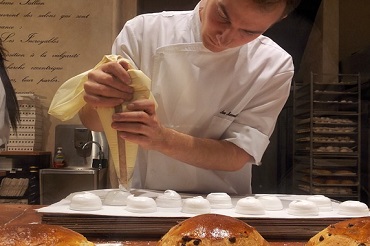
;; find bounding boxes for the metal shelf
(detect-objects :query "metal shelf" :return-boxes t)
[293,72,361,201]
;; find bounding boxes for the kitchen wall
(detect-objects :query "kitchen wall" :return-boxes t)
[1,0,136,155]
[138,0,198,14]
[339,0,370,62]
[297,0,370,82]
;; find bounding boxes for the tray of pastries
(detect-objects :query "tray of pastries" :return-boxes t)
[37,189,370,240]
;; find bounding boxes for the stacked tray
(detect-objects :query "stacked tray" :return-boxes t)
[38,189,369,240]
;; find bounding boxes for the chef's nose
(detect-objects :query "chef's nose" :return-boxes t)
[216,28,234,47]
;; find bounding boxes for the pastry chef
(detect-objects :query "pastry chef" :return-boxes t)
[79,0,301,194]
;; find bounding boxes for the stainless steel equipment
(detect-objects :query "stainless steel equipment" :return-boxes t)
[39,124,109,205]
[53,124,109,169]
[39,168,107,205]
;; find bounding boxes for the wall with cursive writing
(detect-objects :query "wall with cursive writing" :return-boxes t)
[1,0,136,155]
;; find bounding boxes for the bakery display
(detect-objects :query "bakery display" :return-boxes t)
[157,213,270,246]
[306,217,370,245]
[37,188,370,240]
[293,74,361,201]
[47,189,370,218]
[0,224,94,246]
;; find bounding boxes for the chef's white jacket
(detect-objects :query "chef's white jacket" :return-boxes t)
[112,3,294,194]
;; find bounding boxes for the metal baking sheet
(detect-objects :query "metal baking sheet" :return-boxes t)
[38,189,369,240]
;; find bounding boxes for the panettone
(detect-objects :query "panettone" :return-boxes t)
[0,224,94,246]
[306,217,370,246]
[157,213,269,245]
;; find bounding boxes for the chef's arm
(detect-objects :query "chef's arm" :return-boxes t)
[157,128,252,171]
[113,99,252,172]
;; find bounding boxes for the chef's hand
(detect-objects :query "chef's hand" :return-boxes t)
[83,60,134,108]
[111,99,167,150]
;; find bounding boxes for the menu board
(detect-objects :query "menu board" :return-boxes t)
[0,0,130,151]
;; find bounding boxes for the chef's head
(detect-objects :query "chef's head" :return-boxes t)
[199,0,301,52]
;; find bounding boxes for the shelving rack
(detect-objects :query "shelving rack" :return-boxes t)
[293,72,361,201]
[0,151,51,204]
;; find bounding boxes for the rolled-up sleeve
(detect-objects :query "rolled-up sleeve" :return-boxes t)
[223,70,294,165]
[225,124,270,165]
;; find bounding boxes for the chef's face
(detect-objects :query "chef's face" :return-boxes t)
[199,0,286,52]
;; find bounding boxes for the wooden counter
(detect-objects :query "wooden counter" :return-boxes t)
[0,204,306,245]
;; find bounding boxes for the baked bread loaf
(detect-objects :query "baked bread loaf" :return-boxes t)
[306,217,370,245]
[0,224,94,246]
[157,213,269,245]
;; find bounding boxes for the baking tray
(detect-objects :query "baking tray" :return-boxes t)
[41,213,348,240]
[37,189,370,240]
[313,158,357,167]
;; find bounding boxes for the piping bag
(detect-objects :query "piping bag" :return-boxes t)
[48,55,156,189]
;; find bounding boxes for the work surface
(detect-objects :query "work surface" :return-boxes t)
[0,204,307,245]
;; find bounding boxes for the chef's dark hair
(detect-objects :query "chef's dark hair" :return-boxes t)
[0,39,20,131]
[254,0,302,17]
[284,0,302,16]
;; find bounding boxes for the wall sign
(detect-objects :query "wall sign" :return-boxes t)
[0,0,125,151]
